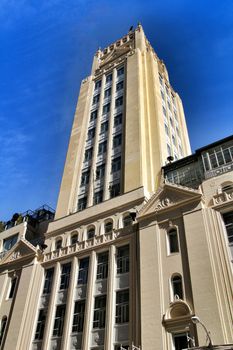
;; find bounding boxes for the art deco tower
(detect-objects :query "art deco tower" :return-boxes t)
[55,24,191,219]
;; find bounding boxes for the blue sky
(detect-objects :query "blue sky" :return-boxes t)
[0,0,232,220]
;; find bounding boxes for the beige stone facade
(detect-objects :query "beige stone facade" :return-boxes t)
[0,25,232,350]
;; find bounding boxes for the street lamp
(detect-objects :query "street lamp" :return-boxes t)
[191,316,213,347]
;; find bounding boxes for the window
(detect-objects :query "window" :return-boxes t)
[113,134,122,148]
[168,229,179,253]
[163,106,167,117]
[116,81,124,91]
[3,234,18,252]
[171,275,183,300]
[123,215,133,227]
[112,157,121,172]
[97,252,108,279]
[165,124,169,136]
[168,101,171,110]
[173,334,188,350]
[115,346,129,350]
[109,183,120,198]
[161,90,165,100]
[104,221,113,233]
[34,309,47,340]
[115,96,123,108]
[159,74,163,85]
[117,67,124,76]
[114,113,122,126]
[170,117,174,128]
[0,316,7,346]
[8,277,17,299]
[81,170,90,186]
[90,110,98,121]
[92,94,100,104]
[84,148,93,162]
[117,245,129,274]
[95,80,101,90]
[104,88,111,98]
[176,127,180,138]
[115,289,129,324]
[172,135,176,146]
[60,263,71,290]
[100,121,109,133]
[93,191,103,205]
[167,144,171,156]
[96,164,105,179]
[165,85,169,95]
[55,239,62,250]
[106,73,112,83]
[78,197,87,211]
[72,300,85,333]
[53,305,66,337]
[87,227,95,239]
[71,233,78,245]
[43,268,54,294]
[93,295,106,328]
[223,212,233,244]
[98,141,107,154]
[78,257,89,285]
[102,103,111,115]
[87,128,95,140]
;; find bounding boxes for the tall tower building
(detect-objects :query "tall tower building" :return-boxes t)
[0,25,232,350]
[55,24,191,219]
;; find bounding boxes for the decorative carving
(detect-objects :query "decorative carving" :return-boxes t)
[155,197,172,211]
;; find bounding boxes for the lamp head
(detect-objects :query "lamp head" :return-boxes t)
[191,316,200,324]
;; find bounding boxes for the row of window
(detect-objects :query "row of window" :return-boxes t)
[92,95,124,110]
[44,245,129,293]
[202,145,233,172]
[35,288,129,341]
[94,67,124,91]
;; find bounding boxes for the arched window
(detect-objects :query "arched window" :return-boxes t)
[171,275,183,300]
[71,233,79,245]
[87,226,95,239]
[0,316,7,346]
[123,214,132,227]
[168,228,179,254]
[104,221,113,233]
[55,238,62,250]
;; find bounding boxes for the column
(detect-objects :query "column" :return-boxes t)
[42,262,60,349]
[60,257,78,349]
[82,251,96,349]
[104,68,117,200]
[105,245,116,349]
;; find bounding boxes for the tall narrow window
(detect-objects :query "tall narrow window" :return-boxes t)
[106,73,112,83]
[116,81,124,91]
[78,197,87,211]
[171,275,183,300]
[90,110,98,121]
[97,252,109,279]
[98,141,107,154]
[111,157,121,172]
[71,233,78,245]
[95,80,101,90]
[104,221,113,233]
[93,191,103,205]
[113,134,122,148]
[114,113,122,127]
[78,257,89,285]
[55,239,62,250]
[72,300,85,333]
[117,245,129,274]
[168,229,179,254]
[115,289,129,324]
[173,334,189,350]
[223,212,233,244]
[117,67,124,76]
[93,295,106,328]
[0,316,7,346]
[102,103,110,115]
[109,183,120,198]
[104,88,111,98]
[60,263,71,290]
[53,305,66,337]
[84,148,93,162]
[43,268,54,294]
[123,215,132,227]
[96,164,105,179]
[87,227,95,239]
[92,94,100,104]
[34,309,47,340]
[8,277,17,299]
[115,96,123,108]
[81,170,90,186]
[100,120,109,133]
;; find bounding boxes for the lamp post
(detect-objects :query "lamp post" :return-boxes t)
[191,316,213,347]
